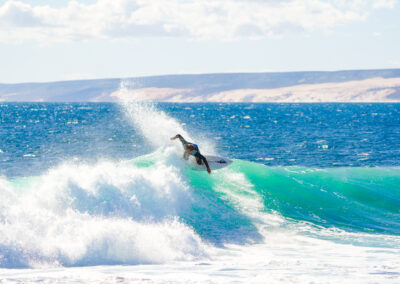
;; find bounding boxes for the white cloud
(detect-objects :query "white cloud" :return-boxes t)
[373,0,397,8]
[0,0,397,42]
[0,1,43,27]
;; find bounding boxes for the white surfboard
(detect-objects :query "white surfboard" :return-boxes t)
[189,155,232,171]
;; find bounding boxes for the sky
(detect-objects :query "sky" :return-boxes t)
[0,0,399,83]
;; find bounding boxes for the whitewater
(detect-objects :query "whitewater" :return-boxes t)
[0,102,399,283]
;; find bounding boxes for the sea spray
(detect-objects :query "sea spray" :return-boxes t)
[118,87,216,155]
[0,156,208,268]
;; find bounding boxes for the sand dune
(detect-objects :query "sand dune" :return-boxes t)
[111,77,400,103]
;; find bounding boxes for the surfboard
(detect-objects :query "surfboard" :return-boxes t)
[189,155,232,171]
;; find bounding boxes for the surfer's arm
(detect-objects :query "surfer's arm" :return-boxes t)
[199,154,211,174]
[170,134,187,147]
[183,151,189,160]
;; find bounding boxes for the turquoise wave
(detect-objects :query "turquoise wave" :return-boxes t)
[210,160,400,235]
[132,153,400,236]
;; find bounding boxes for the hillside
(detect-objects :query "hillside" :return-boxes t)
[1,69,400,102]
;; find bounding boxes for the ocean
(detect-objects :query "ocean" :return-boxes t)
[0,102,399,283]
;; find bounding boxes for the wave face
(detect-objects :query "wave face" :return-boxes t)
[0,102,399,270]
[230,161,400,234]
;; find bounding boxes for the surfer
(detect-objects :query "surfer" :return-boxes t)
[170,134,211,174]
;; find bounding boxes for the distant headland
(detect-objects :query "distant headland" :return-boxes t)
[1,69,400,102]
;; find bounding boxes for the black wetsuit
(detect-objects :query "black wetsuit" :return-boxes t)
[175,135,210,168]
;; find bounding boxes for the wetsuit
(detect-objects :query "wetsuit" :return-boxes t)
[173,134,210,169]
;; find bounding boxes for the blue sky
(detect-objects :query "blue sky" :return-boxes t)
[0,0,399,83]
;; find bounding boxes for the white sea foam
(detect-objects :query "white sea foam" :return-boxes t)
[0,156,207,268]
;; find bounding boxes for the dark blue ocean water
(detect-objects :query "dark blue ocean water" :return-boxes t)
[1,103,399,177]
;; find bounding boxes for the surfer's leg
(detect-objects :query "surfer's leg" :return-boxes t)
[195,155,202,165]
[199,154,211,174]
